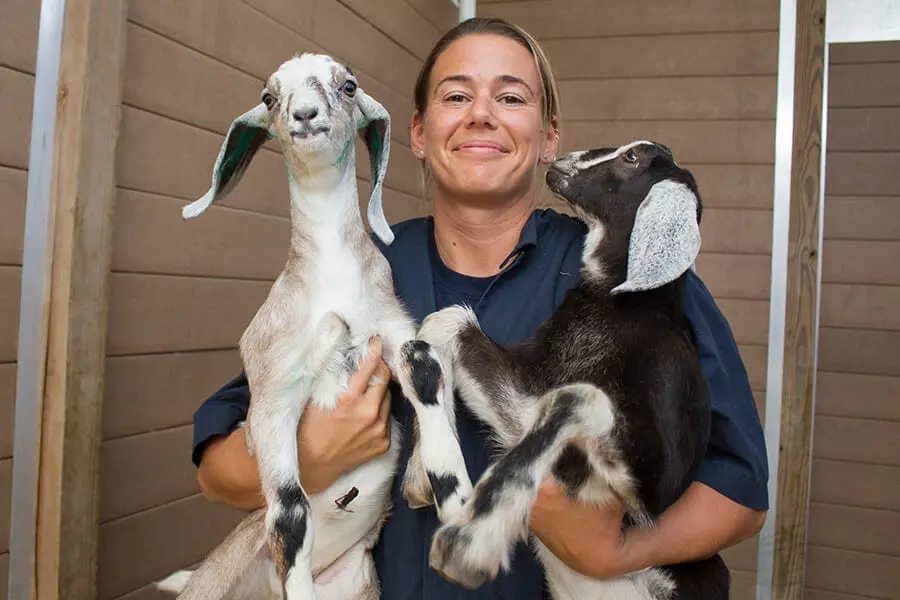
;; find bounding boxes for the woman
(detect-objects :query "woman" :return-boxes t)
[191,17,769,599]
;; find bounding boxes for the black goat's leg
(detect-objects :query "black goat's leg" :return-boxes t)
[427,382,634,590]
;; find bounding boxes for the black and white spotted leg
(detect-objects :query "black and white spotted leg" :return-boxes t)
[427,383,633,590]
[391,338,474,523]
[417,305,532,447]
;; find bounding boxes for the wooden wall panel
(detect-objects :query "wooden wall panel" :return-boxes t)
[484,0,776,591]
[0,0,37,595]
[806,40,900,599]
[98,2,457,597]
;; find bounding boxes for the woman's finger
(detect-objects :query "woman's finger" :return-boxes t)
[343,336,383,400]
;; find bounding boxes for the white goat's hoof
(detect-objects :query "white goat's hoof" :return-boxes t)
[429,522,497,590]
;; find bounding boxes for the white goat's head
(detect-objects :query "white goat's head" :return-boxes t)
[182,53,395,245]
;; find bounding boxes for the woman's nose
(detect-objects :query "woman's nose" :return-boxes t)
[467,95,496,127]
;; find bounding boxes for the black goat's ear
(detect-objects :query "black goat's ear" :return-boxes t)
[611,179,701,294]
[182,103,271,219]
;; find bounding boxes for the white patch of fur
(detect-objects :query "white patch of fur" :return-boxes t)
[574,140,655,170]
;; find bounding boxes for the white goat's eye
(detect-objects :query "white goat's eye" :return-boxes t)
[261,91,276,110]
[341,80,357,96]
[623,149,639,163]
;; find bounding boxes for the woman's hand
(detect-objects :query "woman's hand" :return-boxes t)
[529,479,638,579]
[296,336,394,494]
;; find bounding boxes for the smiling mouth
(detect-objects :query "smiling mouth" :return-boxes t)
[455,142,509,154]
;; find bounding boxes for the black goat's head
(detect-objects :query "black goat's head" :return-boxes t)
[546,140,703,294]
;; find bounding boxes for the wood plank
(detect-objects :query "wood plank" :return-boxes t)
[313,0,422,96]
[811,459,900,512]
[771,2,826,597]
[23,2,128,599]
[0,67,33,170]
[0,553,7,600]
[128,0,416,140]
[115,583,171,600]
[689,164,774,210]
[559,120,775,165]
[558,76,776,121]
[336,0,442,61]
[823,196,900,241]
[97,495,243,600]
[479,0,779,39]
[812,415,900,466]
[240,0,316,39]
[105,273,269,356]
[0,364,13,460]
[805,545,900,599]
[404,0,457,32]
[0,458,10,553]
[825,152,900,197]
[721,536,759,572]
[820,283,900,331]
[102,350,241,440]
[815,372,900,422]
[822,241,900,286]
[808,502,900,557]
[805,589,885,600]
[717,299,770,346]
[827,107,900,152]
[0,267,20,363]
[700,209,773,255]
[544,31,777,79]
[0,166,26,266]
[738,344,768,392]
[110,189,289,280]
[818,328,900,378]
[100,426,200,523]
[695,253,771,300]
[829,63,900,108]
[0,0,40,74]
[830,40,900,64]
[729,569,758,600]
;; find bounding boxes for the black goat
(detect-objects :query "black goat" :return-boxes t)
[411,141,730,599]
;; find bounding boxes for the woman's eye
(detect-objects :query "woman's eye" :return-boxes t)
[445,93,468,103]
[341,80,357,96]
[498,94,524,105]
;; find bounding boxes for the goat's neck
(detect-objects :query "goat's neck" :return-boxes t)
[580,220,628,293]
[283,147,368,273]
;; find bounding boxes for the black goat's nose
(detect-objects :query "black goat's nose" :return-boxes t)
[293,106,318,121]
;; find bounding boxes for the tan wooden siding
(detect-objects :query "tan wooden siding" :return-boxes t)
[805,40,900,599]
[97,2,456,598]
[481,0,776,591]
[0,0,39,595]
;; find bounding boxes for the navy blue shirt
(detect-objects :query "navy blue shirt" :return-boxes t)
[191,209,768,600]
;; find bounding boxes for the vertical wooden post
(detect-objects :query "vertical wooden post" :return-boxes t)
[12,0,127,598]
[771,0,826,598]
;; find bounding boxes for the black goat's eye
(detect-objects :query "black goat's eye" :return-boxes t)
[261,91,276,110]
[623,149,639,163]
[342,80,358,96]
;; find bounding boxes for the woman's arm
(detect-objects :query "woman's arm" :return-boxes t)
[529,479,765,579]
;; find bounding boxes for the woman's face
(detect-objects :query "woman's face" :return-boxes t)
[410,34,558,204]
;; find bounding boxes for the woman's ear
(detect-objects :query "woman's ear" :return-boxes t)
[539,116,560,164]
[410,109,426,159]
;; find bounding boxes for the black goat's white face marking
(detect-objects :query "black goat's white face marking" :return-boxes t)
[263,53,360,162]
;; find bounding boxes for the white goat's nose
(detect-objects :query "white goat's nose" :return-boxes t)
[293,105,319,122]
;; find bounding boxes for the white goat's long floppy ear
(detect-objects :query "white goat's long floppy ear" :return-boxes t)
[355,88,394,245]
[611,179,701,294]
[182,103,270,219]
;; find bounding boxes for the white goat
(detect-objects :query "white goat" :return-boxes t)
[156,53,473,600]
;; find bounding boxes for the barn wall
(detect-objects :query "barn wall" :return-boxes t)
[478,1,778,597]
[0,0,41,597]
[804,40,900,600]
[96,2,456,598]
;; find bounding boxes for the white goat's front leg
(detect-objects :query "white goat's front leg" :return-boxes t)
[428,383,629,590]
[245,311,350,600]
